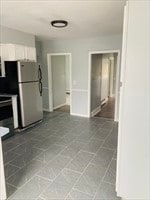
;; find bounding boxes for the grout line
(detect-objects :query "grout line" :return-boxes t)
[36,174,53,182]
[98,146,116,151]
[89,129,113,165]
[6,157,49,190]
[91,127,116,200]
[102,158,114,183]
[6,161,23,170]
[6,182,17,189]
[38,159,82,199]
[93,156,115,200]
[68,188,93,198]
[102,180,116,186]
[33,144,77,185]
[78,149,96,155]
[3,143,22,154]
[5,168,21,181]
[69,160,94,197]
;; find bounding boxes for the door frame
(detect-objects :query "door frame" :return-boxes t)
[47,53,72,114]
[88,50,121,121]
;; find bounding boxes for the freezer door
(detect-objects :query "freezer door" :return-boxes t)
[19,82,43,127]
[17,61,38,82]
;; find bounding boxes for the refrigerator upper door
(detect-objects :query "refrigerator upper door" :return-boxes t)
[19,81,43,127]
[17,61,38,82]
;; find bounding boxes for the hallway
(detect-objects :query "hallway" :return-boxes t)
[95,98,115,119]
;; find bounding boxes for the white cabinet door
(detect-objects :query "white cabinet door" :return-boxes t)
[15,45,25,60]
[1,44,25,61]
[26,47,36,61]
[1,44,16,60]
[0,44,16,75]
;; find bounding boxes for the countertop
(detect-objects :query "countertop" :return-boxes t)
[0,127,9,137]
[0,94,17,97]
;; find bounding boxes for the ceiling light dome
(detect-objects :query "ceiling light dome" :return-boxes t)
[51,20,68,28]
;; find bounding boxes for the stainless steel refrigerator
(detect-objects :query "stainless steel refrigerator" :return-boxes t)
[5,61,43,128]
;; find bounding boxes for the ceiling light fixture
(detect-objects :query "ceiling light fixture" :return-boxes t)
[51,20,68,28]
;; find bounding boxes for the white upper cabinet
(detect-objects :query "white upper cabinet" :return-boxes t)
[0,44,36,61]
[0,44,16,60]
[25,46,36,61]
[15,45,26,60]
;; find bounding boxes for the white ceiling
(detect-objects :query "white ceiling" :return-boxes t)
[1,0,126,40]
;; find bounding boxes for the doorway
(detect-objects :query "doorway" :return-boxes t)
[47,53,72,114]
[88,51,120,121]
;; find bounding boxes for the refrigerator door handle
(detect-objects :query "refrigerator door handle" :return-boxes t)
[39,81,42,96]
[38,65,42,81]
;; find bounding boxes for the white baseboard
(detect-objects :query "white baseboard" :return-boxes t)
[110,94,115,98]
[43,108,51,112]
[71,113,89,118]
[114,118,119,122]
[91,105,101,117]
[53,103,66,110]
[101,97,108,105]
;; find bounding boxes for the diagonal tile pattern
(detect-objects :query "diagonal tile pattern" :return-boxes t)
[66,189,93,200]
[37,155,71,181]
[103,159,117,185]
[8,176,51,200]
[91,147,114,168]
[2,112,119,199]
[65,151,94,173]
[94,182,120,200]
[73,163,106,196]
[40,168,81,200]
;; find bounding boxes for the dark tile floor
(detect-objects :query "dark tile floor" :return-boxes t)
[2,112,120,200]
[55,105,70,113]
[95,97,115,119]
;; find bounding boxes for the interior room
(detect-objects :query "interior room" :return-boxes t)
[49,54,71,113]
[0,1,149,200]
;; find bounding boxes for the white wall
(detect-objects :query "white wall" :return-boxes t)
[0,26,35,47]
[35,40,42,64]
[51,55,66,109]
[117,1,150,199]
[101,54,110,101]
[91,54,102,112]
[41,35,122,116]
